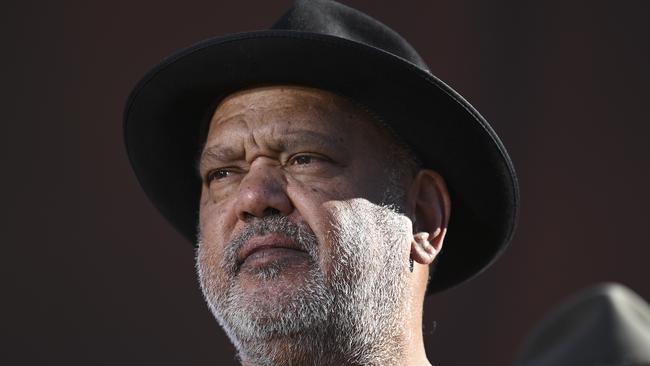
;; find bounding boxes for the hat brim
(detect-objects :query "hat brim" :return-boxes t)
[124,30,519,293]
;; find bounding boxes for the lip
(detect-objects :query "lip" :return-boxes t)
[237,233,307,266]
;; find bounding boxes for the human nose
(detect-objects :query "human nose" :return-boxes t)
[234,162,293,221]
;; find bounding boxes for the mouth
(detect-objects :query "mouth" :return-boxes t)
[237,233,309,269]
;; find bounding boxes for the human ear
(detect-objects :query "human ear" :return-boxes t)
[408,169,451,265]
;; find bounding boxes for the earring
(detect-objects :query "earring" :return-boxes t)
[409,256,414,272]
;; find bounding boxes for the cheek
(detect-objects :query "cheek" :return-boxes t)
[348,160,392,203]
[197,239,220,275]
[286,172,361,211]
[196,209,226,274]
[293,163,388,206]
[197,198,238,283]
[320,198,412,256]
[197,197,237,281]
[284,179,350,276]
[199,189,237,241]
[196,241,232,301]
[199,186,210,208]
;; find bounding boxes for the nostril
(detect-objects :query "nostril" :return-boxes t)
[263,207,281,216]
[241,207,282,222]
[235,170,294,219]
[240,211,255,222]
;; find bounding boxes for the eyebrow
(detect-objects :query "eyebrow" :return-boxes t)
[197,129,345,172]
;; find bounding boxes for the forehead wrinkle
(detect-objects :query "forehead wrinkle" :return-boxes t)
[199,129,346,171]
[201,144,239,163]
[208,109,249,137]
[279,130,344,152]
[202,86,369,166]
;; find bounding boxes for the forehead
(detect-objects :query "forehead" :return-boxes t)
[204,85,388,143]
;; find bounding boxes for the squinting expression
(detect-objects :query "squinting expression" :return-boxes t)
[198,85,402,291]
[195,87,414,364]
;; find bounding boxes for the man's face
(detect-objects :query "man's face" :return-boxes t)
[196,86,414,363]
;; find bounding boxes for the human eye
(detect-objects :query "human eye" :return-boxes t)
[287,153,331,166]
[289,154,316,165]
[285,152,342,178]
[205,168,237,184]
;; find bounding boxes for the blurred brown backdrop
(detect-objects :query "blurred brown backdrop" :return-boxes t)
[3,0,649,365]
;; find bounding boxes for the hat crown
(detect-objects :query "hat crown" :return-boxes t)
[125,0,519,294]
[272,0,430,71]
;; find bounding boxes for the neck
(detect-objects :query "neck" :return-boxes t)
[403,261,433,366]
[402,301,432,366]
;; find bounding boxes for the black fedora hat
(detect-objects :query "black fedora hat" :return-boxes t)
[123,0,519,293]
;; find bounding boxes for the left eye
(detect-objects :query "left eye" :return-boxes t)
[290,155,315,165]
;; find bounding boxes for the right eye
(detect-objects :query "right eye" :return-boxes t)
[206,169,232,183]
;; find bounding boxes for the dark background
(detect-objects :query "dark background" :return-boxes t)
[4,0,649,365]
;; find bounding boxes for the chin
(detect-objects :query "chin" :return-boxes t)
[236,264,315,308]
[207,261,333,346]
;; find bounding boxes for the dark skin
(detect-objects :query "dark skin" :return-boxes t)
[197,85,450,365]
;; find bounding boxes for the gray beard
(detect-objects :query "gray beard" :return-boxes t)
[196,199,413,366]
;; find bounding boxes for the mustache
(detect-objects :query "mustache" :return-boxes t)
[221,215,319,274]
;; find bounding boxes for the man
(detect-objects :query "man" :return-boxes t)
[124,0,518,365]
